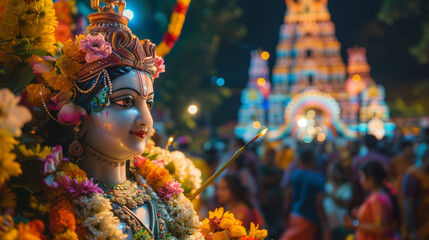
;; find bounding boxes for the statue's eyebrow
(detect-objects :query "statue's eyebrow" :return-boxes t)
[111,88,154,98]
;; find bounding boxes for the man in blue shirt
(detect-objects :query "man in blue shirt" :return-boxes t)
[280,147,329,240]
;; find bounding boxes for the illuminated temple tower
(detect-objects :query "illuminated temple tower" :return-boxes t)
[236,0,394,141]
[235,50,271,140]
[269,0,349,126]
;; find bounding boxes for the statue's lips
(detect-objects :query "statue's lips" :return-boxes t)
[130,131,147,139]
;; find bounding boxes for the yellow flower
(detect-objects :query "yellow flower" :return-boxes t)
[0,129,18,153]
[200,218,211,237]
[0,188,17,208]
[0,1,25,40]
[0,150,21,186]
[56,55,82,79]
[58,162,87,182]
[230,225,246,237]
[19,144,52,159]
[0,88,32,137]
[248,223,268,240]
[53,229,78,240]
[42,69,72,91]
[209,207,224,219]
[25,84,51,109]
[0,229,18,240]
[31,27,57,53]
[74,34,85,44]
[219,218,234,229]
[62,39,85,62]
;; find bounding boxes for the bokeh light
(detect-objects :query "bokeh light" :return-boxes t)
[252,121,261,129]
[123,9,134,20]
[261,51,270,60]
[216,78,225,86]
[297,118,307,128]
[188,105,198,115]
[257,78,266,86]
[352,74,361,82]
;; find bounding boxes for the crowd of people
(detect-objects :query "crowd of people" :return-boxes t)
[199,128,429,240]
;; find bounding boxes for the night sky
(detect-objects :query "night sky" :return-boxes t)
[77,0,429,127]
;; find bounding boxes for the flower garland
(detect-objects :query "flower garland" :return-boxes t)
[200,208,268,240]
[157,0,192,57]
[144,135,202,197]
[133,156,203,239]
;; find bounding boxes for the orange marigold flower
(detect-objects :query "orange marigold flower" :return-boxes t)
[58,162,87,182]
[17,219,45,239]
[49,199,76,235]
[26,84,51,109]
[137,161,158,178]
[63,39,86,63]
[55,23,73,43]
[42,69,72,91]
[147,167,172,191]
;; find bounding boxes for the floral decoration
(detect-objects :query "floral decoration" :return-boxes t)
[79,33,112,63]
[200,208,268,240]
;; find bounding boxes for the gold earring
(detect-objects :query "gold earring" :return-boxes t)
[68,124,84,161]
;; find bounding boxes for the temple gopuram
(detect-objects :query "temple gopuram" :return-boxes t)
[235,0,395,142]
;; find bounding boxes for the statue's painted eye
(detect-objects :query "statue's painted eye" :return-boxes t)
[113,95,135,107]
[146,99,154,110]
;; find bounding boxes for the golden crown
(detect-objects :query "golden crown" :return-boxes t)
[76,0,158,81]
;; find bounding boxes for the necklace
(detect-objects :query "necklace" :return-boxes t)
[96,180,151,209]
[85,144,129,168]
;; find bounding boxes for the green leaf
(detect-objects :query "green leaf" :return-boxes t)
[5,62,35,94]
[12,39,31,53]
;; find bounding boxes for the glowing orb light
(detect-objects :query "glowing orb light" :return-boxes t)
[216,78,225,86]
[123,9,134,20]
[188,105,198,115]
[353,74,361,82]
[261,51,270,60]
[252,121,261,129]
[257,78,266,86]
[317,133,326,142]
[297,118,307,128]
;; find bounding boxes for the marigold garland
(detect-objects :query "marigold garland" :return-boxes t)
[42,69,73,91]
[49,199,76,235]
[157,0,192,57]
[62,39,86,62]
[58,162,87,183]
[26,84,51,109]
[56,54,82,79]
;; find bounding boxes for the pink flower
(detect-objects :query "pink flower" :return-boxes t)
[48,91,73,111]
[57,102,88,125]
[153,56,165,79]
[151,159,165,168]
[29,56,55,74]
[133,156,147,169]
[157,180,183,201]
[79,33,112,63]
[42,145,67,175]
[41,145,69,188]
[66,178,103,198]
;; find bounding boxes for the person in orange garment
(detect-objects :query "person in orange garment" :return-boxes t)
[344,161,398,240]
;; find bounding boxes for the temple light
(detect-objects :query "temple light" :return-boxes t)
[257,78,266,86]
[297,118,307,128]
[252,121,261,129]
[352,74,360,82]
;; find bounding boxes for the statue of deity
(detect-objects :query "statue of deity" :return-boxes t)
[0,0,201,239]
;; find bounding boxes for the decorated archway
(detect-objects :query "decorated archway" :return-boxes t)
[268,89,356,141]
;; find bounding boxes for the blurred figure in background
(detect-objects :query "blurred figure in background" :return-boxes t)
[351,135,390,207]
[280,147,328,240]
[216,174,265,228]
[415,128,429,168]
[402,148,429,240]
[344,161,397,240]
[389,141,414,195]
[323,163,353,240]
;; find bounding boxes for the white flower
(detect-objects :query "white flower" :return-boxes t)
[0,88,32,136]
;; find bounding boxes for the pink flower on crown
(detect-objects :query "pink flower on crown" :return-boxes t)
[157,180,183,201]
[153,56,165,79]
[79,33,112,63]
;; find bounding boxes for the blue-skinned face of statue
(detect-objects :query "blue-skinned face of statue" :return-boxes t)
[79,69,154,160]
